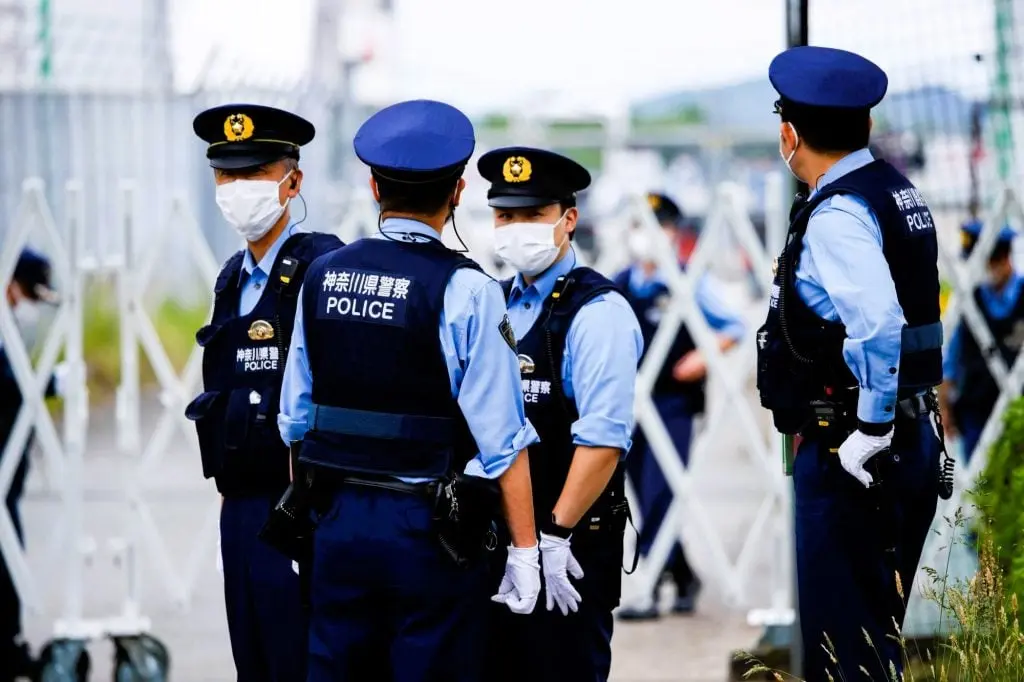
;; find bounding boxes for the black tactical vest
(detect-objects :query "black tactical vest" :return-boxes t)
[185,232,342,496]
[756,159,943,434]
[298,237,481,479]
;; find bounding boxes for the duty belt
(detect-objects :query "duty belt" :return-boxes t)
[313,469,437,497]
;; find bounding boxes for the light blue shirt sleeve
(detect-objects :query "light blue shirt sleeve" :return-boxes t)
[942,323,962,385]
[695,275,746,342]
[564,291,644,452]
[446,269,540,479]
[800,195,906,423]
[278,284,312,444]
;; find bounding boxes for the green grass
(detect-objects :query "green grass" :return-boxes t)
[81,281,209,399]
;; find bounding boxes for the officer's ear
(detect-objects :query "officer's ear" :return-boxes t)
[562,207,578,238]
[451,177,466,208]
[287,168,303,198]
[369,176,381,203]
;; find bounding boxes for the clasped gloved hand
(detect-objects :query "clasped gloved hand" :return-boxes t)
[540,532,584,615]
[491,544,541,615]
[838,428,894,487]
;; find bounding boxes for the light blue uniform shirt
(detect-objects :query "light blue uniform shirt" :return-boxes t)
[794,147,908,424]
[277,218,539,482]
[506,249,644,453]
[626,265,747,342]
[238,223,303,316]
[942,271,1024,384]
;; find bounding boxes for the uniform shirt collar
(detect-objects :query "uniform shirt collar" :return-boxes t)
[240,223,299,283]
[510,248,578,301]
[810,147,875,198]
[376,217,443,243]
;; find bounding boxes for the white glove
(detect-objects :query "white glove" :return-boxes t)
[216,537,223,576]
[491,544,541,615]
[838,428,894,487]
[540,532,584,615]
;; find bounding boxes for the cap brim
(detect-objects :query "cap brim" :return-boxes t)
[487,195,562,209]
[209,154,292,171]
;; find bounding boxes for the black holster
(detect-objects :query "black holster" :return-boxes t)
[258,444,316,605]
[432,472,501,568]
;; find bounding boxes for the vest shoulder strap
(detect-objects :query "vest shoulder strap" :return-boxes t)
[269,232,343,297]
[214,251,245,297]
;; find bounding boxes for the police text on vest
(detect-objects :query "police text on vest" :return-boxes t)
[236,345,279,373]
[317,268,411,328]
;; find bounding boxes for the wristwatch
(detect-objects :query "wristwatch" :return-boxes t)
[543,513,573,539]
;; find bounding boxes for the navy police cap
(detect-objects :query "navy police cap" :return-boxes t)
[961,220,1016,254]
[354,100,475,181]
[193,103,315,171]
[477,147,591,209]
[13,248,58,303]
[647,192,684,225]
[769,46,888,110]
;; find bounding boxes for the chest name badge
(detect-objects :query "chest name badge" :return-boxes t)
[317,268,411,328]
[518,354,535,375]
[248,319,274,341]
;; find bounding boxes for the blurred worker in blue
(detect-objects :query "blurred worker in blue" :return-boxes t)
[614,192,746,621]
[939,221,1022,464]
[278,100,541,682]
[478,147,643,682]
[185,104,342,682]
[756,47,946,680]
[0,249,62,682]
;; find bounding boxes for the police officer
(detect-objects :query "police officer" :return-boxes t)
[185,104,342,682]
[0,249,61,682]
[478,147,644,682]
[278,100,541,682]
[615,193,746,621]
[939,221,1022,464]
[756,47,945,680]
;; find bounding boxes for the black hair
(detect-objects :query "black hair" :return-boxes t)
[373,165,463,215]
[991,241,1013,262]
[778,99,871,154]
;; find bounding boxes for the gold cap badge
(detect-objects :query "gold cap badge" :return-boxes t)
[647,194,662,210]
[502,156,532,183]
[248,320,274,341]
[224,113,255,142]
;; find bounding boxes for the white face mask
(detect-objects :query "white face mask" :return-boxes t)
[13,299,40,333]
[215,170,293,242]
[779,122,800,180]
[494,212,569,276]
[627,230,656,263]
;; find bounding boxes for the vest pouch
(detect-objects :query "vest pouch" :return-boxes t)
[184,390,227,479]
[756,323,814,435]
[194,322,224,348]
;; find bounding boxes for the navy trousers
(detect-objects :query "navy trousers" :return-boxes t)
[484,532,622,682]
[794,414,940,681]
[625,393,696,586]
[220,495,308,682]
[306,486,489,682]
[0,448,28,682]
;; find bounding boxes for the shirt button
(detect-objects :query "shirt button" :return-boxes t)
[888,367,897,374]
[254,282,261,290]
[524,302,531,310]
[884,405,894,413]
